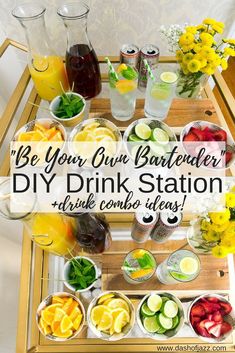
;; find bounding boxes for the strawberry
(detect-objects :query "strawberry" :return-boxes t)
[191,304,206,317]
[191,127,205,141]
[208,323,222,338]
[204,320,216,331]
[203,127,215,141]
[183,132,199,142]
[220,322,232,335]
[207,297,219,303]
[190,315,201,327]
[201,301,221,314]
[225,151,233,164]
[219,301,232,315]
[212,311,223,323]
[196,322,212,338]
[207,314,213,320]
[213,129,227,142]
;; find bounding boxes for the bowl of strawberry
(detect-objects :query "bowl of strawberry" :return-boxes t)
[181,121,235,169]
[188,294,234,342]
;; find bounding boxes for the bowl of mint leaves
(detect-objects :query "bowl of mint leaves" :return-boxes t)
[50,92,86,128]
[63,256,98,292]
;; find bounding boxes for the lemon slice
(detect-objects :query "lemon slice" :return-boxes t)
[113,310,130,333]
[93,127,116,141]
[83,122,100,131]
[151,82,170,100]
[179,257,199,275]
[160,71,178,83]
[117,63,127,73]
[115,80,137,94]
[32,56,49,72]
[107,298,130,313]
[98,293,115,305]
[91,305,110,326]
[73,131,95,142]
[97,311,113,331]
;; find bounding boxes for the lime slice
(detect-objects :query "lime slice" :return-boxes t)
[128,134,142,142]
[179,257,199,275]
[141,303,156,317]
[147,294,162,312]
[151,82,170,100]
[160,71,178,84]
[143,316,160,333]
[150,128,169,145]
[135,123,151,140]
[148,141,166,156]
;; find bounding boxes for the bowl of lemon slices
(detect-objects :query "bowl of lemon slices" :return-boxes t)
[69,118,122,161]
[87,291,135,341]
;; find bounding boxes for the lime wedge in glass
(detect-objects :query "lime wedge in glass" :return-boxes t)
[151,82,170,100]
[135,123,151,140]
[150,128,169,145]
[128,134,142,142]
[160,71,178,84]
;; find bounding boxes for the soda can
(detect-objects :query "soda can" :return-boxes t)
[131,209,159,243]
[138,44,160,90]
[120,44,140,69]
[150,212,182,243]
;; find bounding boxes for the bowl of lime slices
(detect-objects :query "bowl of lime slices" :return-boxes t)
[137,292,185,340]
[123,118,177,161]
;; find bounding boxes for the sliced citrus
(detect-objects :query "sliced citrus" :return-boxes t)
[91,305,111,326]
[73,313,83,331]
[18,130,44,142]
[34,123,46,133]
[50,131,63,142]
[46,303,63,313]
[93,127,116,141]
[69,306,81,321]
[43,127,56,139]
[73,131,95,142]
[62,297,73,314]
[110,308,128,335]
[51,320,60,332]
[83,122,100,131]
[117,63,127,73]
[98,293,115,305]
[52,296,65,305]
[41,308,54,326]
[32,56,49,72]
[60,314,73,333]
[97,311,113,331]
[44,325,52,335]
[54,307,66,322]
[53,327,73,338]
[113,310,130,333]
[132,249,146,259]
[160,71,178,84]
[103,298,114,306]
[39,317,48,332]
[115,79,137,94]
[151,82,170,100]
[130,268,153,280]
[107,298,130,313]
[66,300,78,316]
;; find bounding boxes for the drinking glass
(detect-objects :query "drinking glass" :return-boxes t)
[144,68,177,120]
[156,249,200,284]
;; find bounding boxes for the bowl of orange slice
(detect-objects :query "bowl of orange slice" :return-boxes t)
[69,118,122,161]
[36,292,85,341]
[87,291,135,341]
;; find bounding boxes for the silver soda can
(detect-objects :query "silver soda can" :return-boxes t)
[131,209,159,243]
[138,44,160,91]
[150,212,182,243]
[120,44,140,69]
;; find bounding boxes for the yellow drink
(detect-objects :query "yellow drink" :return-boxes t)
[32,213,76,256]
[29,56,69,101]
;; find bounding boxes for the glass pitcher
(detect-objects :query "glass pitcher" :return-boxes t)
[12,4,69,101]
[0,179,77,257]
[57,3,101,99]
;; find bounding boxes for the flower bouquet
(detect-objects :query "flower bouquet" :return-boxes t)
[174,18,235,98]
[188,191,235,258]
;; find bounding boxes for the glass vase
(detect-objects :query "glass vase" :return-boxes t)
[176,69,208,99]
[12,3,69,101]
[57,3,101,99]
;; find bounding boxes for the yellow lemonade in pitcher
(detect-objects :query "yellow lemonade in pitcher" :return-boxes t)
[29,56,69,101]
[32,213,76,256]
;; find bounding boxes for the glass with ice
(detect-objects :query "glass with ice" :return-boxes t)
[108,63,138,121]
[144,68,178,120]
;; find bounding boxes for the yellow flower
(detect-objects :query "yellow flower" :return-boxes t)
[187,59,201,73]
[222,221,235,238]
[200,33,214,47]
[226,193,235,208]
[203,18,216,26]
[183,53,194,64]
[212,23,224,34]
[220,238,235,252]
[176,50,183,62]
[200,219,211,231]
[209,208,230,225]
[194,43,204,53]
[223,39,235,45]
[210,221,230,232]
[203,229,221,242]
[179,32,195,46]
[210,54,221,66]
[212,245,228,258]
[231,185,235,193]
[221,58,228,70]
[180,63,190,75]
[201,64,215,75]
[196,24,207,31]
[216,21,225,29]
[224,47,235,57]
[185,26,197,34]
[180,43,195,53]
[194,54,207,68]
[200,46,216,60]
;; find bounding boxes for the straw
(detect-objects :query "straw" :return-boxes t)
[105,56,118,80]
[143,59,155,81]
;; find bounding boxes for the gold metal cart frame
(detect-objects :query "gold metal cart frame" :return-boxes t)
[1,39,235,353]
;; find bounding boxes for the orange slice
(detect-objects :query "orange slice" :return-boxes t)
[41,309,54,326]
[51,320,60,332]
[60,314,73,333]
[53,327,73,338]
[54,307,66,322]
[49,131,63,142]
[115,80,137,94]
[52,296,64,305]
[130,268,153,279]
[69,306,81,321]
[46,303,63,314]
[34,123,46,133]
[18,130,44,142]
[73,313,83,331]
[66,300,78,316]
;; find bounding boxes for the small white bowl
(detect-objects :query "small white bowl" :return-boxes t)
[36,291,85,341]
[50,92,86,128]
[137,292,185,340]
[63,256,98,293]
[188,293,235,343]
